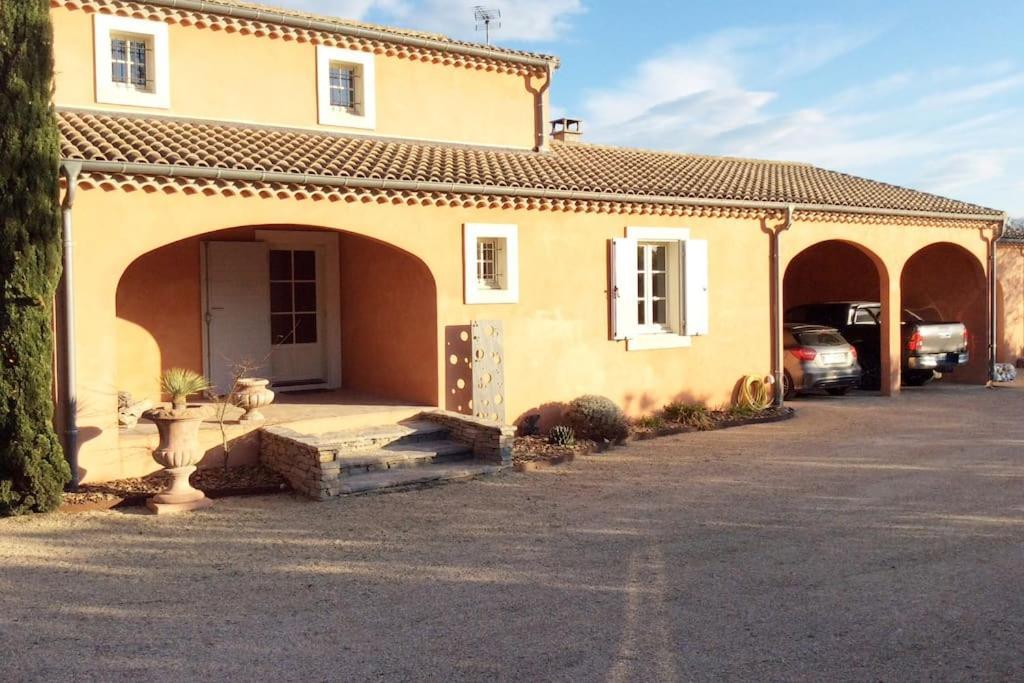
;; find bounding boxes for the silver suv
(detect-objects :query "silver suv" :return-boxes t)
[783,323,862,399]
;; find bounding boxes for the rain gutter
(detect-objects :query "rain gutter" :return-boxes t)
[771,206,793,407]
[59,161,82,491]
[990,217,1008,380]
[65,159,1007,224]
[145,0,558,70]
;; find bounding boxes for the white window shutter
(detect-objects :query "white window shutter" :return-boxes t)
[684,239,709,336]
[610,238,638,340]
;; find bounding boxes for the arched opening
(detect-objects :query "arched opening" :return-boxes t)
[783,240,886,393]
[900,242,987,384]
[115,224,439,407]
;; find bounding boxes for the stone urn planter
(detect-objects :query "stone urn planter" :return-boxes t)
[142,404,213,514]
[233,378,275,423]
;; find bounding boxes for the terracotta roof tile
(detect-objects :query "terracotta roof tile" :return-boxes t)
[194,0,558,64]
[58,110,1003,218]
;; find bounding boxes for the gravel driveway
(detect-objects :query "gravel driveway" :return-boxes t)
[2,383,1023,681]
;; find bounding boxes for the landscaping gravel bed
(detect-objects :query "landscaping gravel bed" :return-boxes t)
[631,405,794,440]
[61,464,288,510]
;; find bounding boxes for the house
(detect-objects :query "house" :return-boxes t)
[50,0,1007,485]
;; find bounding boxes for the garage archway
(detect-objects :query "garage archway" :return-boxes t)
[900,242,987,384]
[783,240,887,391]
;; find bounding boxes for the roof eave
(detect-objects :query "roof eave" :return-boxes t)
[61,158,1006,224]
[144,0,559,69]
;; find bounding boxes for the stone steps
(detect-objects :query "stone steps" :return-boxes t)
[331,461,503,495]
[260,411,515,500]
[307,420,452,454]
[320,439,474,479]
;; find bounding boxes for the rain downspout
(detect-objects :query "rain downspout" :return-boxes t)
[772,205,794,406]
[535,62,552,152]
[989,216,1008,381]
[60,161,82,491]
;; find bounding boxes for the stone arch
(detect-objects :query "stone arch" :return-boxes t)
[114,223,439,405]
[783,239,893,391]
[900,241,988,383]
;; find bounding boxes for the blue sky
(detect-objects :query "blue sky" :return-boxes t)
[286,0,1023,215]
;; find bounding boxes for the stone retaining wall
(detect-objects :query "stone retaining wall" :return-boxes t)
[416,410,516,466]
[260,427,325,499]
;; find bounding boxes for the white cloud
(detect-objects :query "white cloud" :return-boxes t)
[574,25,1024,214]
[282,0,584,41]
[918,73,1024,108]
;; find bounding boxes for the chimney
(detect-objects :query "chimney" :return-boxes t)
[550,118,582,143]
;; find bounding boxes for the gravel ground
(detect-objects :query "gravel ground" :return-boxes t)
[2,383,1023,681]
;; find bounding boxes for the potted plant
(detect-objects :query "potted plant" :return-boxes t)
[141,368,213,514]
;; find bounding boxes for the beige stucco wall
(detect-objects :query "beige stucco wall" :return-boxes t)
[66,184,994,483]
[50,5,544,149]
[998,243,1024,364]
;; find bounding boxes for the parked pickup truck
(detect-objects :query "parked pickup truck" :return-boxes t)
[785,301,969,388]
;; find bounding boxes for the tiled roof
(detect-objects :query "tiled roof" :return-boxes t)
[191,0,559,64]
[1004,218,1024,241]
[58,110,1004,218]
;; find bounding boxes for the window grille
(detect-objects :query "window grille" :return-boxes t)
[477,239,503,289]
[329,64,357,110]
[111,36,149,89]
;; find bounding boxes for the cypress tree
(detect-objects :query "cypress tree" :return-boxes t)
[0,0,71,514]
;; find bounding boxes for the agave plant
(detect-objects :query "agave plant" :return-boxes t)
[160,368,211,411]
[547,424,576,447]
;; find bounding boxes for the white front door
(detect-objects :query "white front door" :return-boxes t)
[203,241,272,394]
[268,246,327,387]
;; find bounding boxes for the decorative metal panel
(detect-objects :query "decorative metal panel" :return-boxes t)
[471,320,505,423]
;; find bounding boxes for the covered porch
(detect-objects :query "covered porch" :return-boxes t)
[97,224,442,483]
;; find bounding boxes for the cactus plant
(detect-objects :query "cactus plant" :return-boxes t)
[565,395,629,444]
[547,424,576,447]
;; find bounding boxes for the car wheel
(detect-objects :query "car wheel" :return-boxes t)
[903,370,935,387]
[783,371,796,400]
[826,387,851,396]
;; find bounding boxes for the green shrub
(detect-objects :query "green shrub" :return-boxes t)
[635,415,665,431]
[547,424,576,447]
[0,1,71,515]
[727,403,759,420]
[662,402,714,431]
[565,395,629,444]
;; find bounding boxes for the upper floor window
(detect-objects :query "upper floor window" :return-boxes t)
[328,65,357,111]
[317,46,376,130]
[94,15,169,109]
[110,36,150,90]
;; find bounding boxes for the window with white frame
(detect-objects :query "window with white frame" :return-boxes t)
[464,224,519,304]
[317,46,376,129]
[93,15,169,108]
[611,227,708,351]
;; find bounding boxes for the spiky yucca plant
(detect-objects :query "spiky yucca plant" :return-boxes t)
[547,424,576,447]
[161,368,210,411]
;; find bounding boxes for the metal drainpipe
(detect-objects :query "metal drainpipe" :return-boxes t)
[772,205,794,406]
[989,216,1008,381]
[536,63,552,152]
[60,161,82,491]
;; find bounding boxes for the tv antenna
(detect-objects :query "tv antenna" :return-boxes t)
[473,6,501,44]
